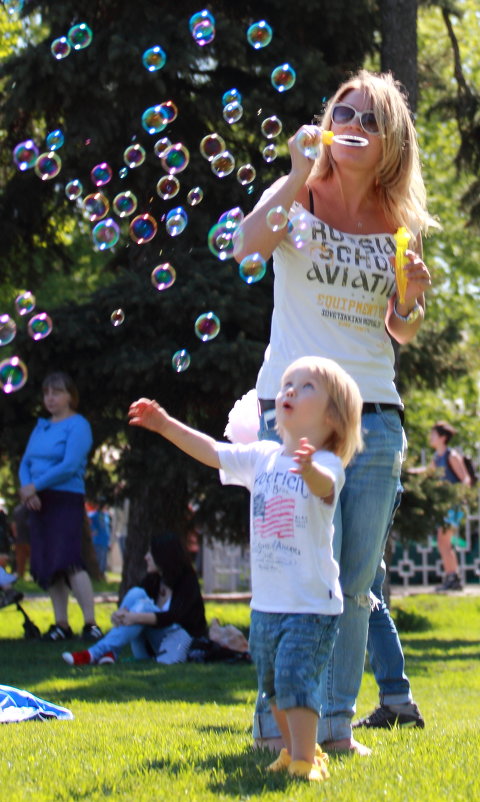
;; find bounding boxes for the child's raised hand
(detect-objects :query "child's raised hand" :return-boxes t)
[128,398,169,434]
[291,437,316,475]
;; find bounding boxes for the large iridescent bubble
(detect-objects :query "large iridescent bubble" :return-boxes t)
[83,192,109,222]
[208,221,236,261]
[223,101,243,124]
[15,291,35,316]
[34,152,62,180]
[165,206,188,237]
[239,253,267,284]
[236,164,256,186]
[211,151,235,178]
[266,205,288,232]
[0,315,16,346]
[246,20,273,49]
[156,175,180,200]
[199,133,225,161]
[151,263,176,291]
[13,140,39,171]
[92,218,120,250]
[161,143,190,174]
[113,191,138,217]
[27,313,53,341]
[0,356,28,394]
[171,349,190,373]
[142,45,167,72]
[261,116,282,139]
[271,63,296,93]
[67,23,93,50]
[141,105,168,135]
[123,144,146,168]
[129,214,158,244]
[90,162,112,187]
[46,129,64,151]
[194,311,220,341]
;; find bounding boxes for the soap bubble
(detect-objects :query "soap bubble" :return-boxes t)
[165,206,188,237]
[161,143,190,174]
[129,214,158,244]
[247,20,273,49]
[290,211,310,248]
[191,13,216,47]
[189,9,215,31]
[223,101,243,124]
[187,186,204,206]
[113,191,137,217]
[266,205,288,231]
[261,116,282,138]
[46,129,64,151]
[262,143,278,162]
[90,162,112,187]
[208,221,236,261]
[158,100,178,124]
[239,253,267,284]
[27,312,53,341]
[92,218,120,250]
[13,140,39,171]
[151,263,176,291]
[0,356,28,394]
[211,151,235,178]
[222,88,242,106]
[154,137,171,159]
[271,63,296,93]
[236,164,256,185]
[4,0,24,16]
[142,45,167,72]
[83,192,109,222]
[51,37,71,60]
[15,291,35,316]
[156,175,180,200]
[0,315,16,346]
[171,349,190,373]
[141,105,168,135]
[110,309,125,327]
[34,152,62,180]
[67,23,93,50]
[119,167,128,179]
[218,206,244,227]
[199,133,225,161]
[65,179,83,200]
[123,143,146,168]
[194,311,220,341]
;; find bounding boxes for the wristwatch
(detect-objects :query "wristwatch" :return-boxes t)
[393,301,421,324]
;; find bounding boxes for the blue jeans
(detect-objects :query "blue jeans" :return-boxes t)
[89,587,167,662]
[254,406,406,741]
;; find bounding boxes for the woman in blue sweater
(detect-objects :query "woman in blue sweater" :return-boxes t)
[19,372,102,642]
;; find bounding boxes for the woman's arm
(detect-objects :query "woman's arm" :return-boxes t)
[29,417,93,492]
[386,235,431,345]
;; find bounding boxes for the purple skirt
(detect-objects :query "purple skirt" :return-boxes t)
[28,490,86,590]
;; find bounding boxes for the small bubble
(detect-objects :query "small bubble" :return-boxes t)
[236,164,256,185]
[222,88,242,106]
[90,162,113,187]
[223,101,243,124]
[156,175,180,200]
[67,23,93,50]
[199,133,225,161]
[123,144,146,168]
[239,253,267,284]
[112,191,137,217]
[171,349,191,372]
[51,37,71,60]
[129,214,158,244]
[13,140,39,171]
[165,206,188,237]
[110,309,125,327]
[161,143,190,174]
[27,313,53,341]
[266,205,288,231]
[194,311,220,341]
[82,192,110,222]
[141,105,168,135]
[246,20,273,49]
[211,151,235,178]
[154,137,172,159]
[0,356,28,394]
[142,45,167,72]
[15,291,35,317]
[208,221,236,261]
[151,263,176,291]
[65,179,83,200]
[46,129,64,150]
[271,63,296,93]
[0,315,16,346]
[262,143,278,162]
[187,186,204,206]
[261,116,282,139]
[34,152,62,181]
[92,218,120,250]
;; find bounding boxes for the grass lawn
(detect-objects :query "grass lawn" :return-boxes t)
[0,591,479,801]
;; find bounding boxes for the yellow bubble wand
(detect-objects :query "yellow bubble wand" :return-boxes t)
[393,227,410,304]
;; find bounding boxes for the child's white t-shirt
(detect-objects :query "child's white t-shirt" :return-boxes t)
[217,440,344,615]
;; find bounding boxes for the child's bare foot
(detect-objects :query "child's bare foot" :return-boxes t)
[322,737,371,756]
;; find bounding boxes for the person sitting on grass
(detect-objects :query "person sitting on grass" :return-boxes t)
[127,355,363,783]
[62,531,207,666]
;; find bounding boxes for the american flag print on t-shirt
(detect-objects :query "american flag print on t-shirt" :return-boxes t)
[253,493,295,539]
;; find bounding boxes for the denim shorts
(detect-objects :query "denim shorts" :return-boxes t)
[249,609,339,714]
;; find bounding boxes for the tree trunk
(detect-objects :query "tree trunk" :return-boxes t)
[380,0,418,112]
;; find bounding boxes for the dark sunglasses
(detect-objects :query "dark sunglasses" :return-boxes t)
[331,103,379,135]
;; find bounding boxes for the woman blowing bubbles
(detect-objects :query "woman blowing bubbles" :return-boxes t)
[234,70,438,754]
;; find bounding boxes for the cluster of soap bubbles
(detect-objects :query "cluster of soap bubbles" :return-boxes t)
[0,291,53,394]
[10,11,299,376]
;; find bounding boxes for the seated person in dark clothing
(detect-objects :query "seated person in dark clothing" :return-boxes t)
[62,531,207,665]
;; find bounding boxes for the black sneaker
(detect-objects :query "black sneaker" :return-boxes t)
[82,623,103,641]
[435,574,463,591]
[42,624,74,642]
[353,703,425,729]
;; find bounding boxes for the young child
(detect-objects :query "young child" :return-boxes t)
[128,356,363,782]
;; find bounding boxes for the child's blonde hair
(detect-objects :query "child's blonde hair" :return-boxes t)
[279,356,363,466]
[312,69,440,235]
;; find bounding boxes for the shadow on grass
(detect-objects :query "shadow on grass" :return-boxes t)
[0,638,256,706]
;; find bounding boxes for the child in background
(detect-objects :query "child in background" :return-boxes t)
[128,356,362,782]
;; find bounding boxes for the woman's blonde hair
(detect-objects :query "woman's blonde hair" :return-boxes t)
[312,69,439,234]
[279,356,363,466]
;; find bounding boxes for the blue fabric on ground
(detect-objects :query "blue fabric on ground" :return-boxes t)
[0,684,74,723]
